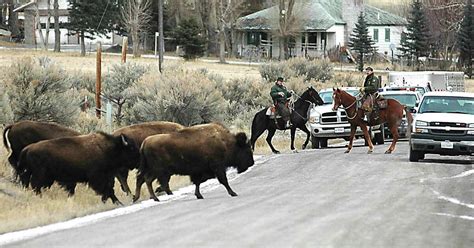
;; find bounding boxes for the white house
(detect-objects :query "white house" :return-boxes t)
[14,0,122,46]
[235,0,407,59]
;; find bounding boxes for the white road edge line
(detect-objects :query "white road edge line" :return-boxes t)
[431,189,474,209]
[432,213,474,221]
[0,155,267,246]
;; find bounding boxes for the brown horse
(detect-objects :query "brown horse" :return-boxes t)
[332,88,413,154]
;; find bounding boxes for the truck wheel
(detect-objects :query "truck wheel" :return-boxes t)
[375,126,385,145]
[409,147,424,162]
[320,138,328,148]
[311,136,320,149]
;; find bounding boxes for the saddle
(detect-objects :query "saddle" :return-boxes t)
[266,102,291,119]
[362,94,387,113]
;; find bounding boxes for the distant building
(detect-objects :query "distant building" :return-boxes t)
[14,0,122,46]
[235,0,407,59]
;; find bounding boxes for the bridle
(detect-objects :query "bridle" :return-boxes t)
[290,89,322,121]
[333,91,359,120]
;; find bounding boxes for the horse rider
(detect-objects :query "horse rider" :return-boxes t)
[270,77,292,128]
[359,67,381,121]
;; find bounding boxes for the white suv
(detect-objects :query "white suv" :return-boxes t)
[409,91,474,161]
[307,87,384,148]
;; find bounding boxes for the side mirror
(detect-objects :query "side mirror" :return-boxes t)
[410,108,417,113]
[415,102,419,107]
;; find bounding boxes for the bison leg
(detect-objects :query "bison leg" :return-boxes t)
[145,179,159,202]
[60,182,77,196]
[215,170,237,197]
[190,175,204,199]
[157,174,173,195]
[133,174,145,203]
[116,168,132,195]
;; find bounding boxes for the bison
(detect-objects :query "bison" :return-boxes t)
[18,132,139,204]
[3,120,81,176]
[112,121,184,194]
[134,123,254,202]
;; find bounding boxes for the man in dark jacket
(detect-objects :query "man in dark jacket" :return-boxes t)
[270,77,292,128]
[360,67,381,121]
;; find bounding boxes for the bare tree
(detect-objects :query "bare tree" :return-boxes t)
[34,0,52,50]
[424,0,464,68]
[54,0,60,52]
[121,0,153,58]
[277,0,297,60]
[216,0,245,63]
[7,0,19,38]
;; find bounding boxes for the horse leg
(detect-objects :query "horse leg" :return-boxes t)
[360,124,374,153]
[290,127,297,152]
[250,111,269,151]
[299,124,311,150]
[346,125,357,153]
[266,128,280,154]
[386,124,400,154]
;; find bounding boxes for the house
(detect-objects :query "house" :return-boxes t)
[13,0,121,46]
[235,0,407,59]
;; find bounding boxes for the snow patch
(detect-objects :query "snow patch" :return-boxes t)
[432,213,474,221]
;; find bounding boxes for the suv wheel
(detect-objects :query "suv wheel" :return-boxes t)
[409,146,424,162]
[320,138,328,148]
[311,136,320,149]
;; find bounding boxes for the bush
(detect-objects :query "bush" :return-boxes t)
[73,112,109,134]
[215,77,268,123]
[5,57,80,126]
[259,61,295,82]
[329,71,364,87]
[125,68,228,126]
[102,63,149,125]
[259,58,334,83]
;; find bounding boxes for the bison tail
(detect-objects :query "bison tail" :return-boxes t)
[2,124,13,152]
[138,147,148,177]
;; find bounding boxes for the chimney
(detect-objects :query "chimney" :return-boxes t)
[341,0,364,46]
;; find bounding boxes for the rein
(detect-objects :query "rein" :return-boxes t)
[335,93,360,120]
[289,91,319,121]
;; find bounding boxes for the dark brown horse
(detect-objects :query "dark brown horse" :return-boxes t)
[332,88,413,154]
[250,86,324,153]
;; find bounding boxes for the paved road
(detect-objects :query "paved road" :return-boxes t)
[6,142,473,247]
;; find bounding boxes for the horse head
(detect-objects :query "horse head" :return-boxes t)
[303,86,324,105]
[332,88,356,111]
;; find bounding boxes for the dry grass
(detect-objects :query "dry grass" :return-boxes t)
[465,78,474,93]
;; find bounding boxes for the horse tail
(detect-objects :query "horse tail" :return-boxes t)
[3,124,13,152]
[404,106,414,138]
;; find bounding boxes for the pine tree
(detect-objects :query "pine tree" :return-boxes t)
[398,0,431,70]
[173,19,206,60]
[67,0,121,56]
[348,12,376,72]
[458,0,474,79]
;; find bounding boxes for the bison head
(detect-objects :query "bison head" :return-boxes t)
[233,132,254,173]
[116,134,140,162]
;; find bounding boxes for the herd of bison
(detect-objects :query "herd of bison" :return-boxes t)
[2,121,255,205]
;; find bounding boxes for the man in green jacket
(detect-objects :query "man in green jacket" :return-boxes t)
[360,67,381,121]
[270,77,292,128]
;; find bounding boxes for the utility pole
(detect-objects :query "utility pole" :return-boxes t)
[158,0,164,72]
[96,42,102,118]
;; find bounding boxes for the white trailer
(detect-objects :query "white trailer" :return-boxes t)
[388,71,465,92]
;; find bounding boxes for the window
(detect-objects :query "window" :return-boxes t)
[385,28,390,42]
[373,29,379,42]
[246,32,259,46]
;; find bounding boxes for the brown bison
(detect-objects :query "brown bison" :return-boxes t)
[2,121,80,180]
[18,132,139,204]
[112,121,184,194]
[134,123,254,202]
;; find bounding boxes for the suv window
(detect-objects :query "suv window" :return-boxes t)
[418,96,474,114]
[382,94,417,108]
[319,90,359,104]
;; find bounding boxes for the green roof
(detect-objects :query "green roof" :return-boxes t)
[236,0,407,31]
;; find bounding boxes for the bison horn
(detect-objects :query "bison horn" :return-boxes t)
[121,135,129,146]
